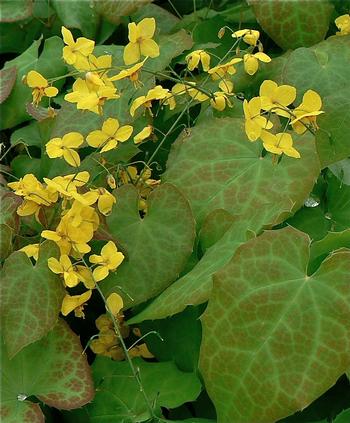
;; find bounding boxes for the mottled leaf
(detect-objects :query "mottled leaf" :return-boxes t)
[132,3,180,34]
[0,191,20,261]
[0,67,17,104]
[130,116,320,322]
[0,0,33,22]
[104,183,195,308]
[0,241,65,358]
[0,320,94,422]
[93,0,152,25]
[248,0,333,50]
[200,227,350,423]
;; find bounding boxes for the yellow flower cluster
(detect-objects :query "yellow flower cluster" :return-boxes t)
[335,14,350,36]
[90,312,153,360]
[243,80,324,158]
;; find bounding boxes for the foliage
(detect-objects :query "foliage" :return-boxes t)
[1,1,350,423]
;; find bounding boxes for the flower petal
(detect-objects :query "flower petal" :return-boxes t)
[102,118,120,136]
[137,17,156,39]
[63,149,81,167]
[140,38,160,58]
[93,265,109,282]
[123,42,140,65]
[106,293,124,316]
[115,125,133,142]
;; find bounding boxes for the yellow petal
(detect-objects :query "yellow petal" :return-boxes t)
[201,51,211,71]
[74,37,95,56]
[101,240,117,259]
[106,292,124,316]
[41,230,61,241]
[86,130,108,148]
[115,125,133,142]
[244,55,258,76]
[47,257,63,274]
[62,132,84,148]
[64,271,79,288]
[186,51,201,71]
[26,70,48,88]
[259,80,277,98]
[140,38,159,58]
[101,139,118,153]
[44,86,59,98]
[123,42,140,65]
[245,118,262,141]
[61,26,74,46]
[134,125,152,144]
[61,290,92,316]
[302,89,322,112]
[254,52,271,63]
[128,22,139,43]
[93,265,109,282]
[98,193,116,215]
[63,149,80,167]
[102,118,120,136]
[130,95,146,117]
[62,46,76,65]
[276,85,296,107]
[137,17,156,39]
[46,139,63,158]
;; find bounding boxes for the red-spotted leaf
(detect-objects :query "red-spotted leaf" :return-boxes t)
[0,320,94,422]
[200,227,350,423]
[0,241,65,358]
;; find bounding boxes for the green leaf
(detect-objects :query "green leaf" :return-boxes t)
[309,229,350,274]
[0,320,94,422]
[1,36,67,130]
[51,0,98,38]
[139,306,202,372]
[0,0,33,22]
[248,0,333,50]
[199,209,236,252]
[0,67,17,104]
[103,183,195,308]
[130,116,320,322]
[0,241,65,358]
[93,0,152,25]
[84,357,201,422]
[329,159,350,185]
[287,206,330,241]
[326,173,350,230]
[279,35,350,167]
[200,227,350,423]
[334,409,350,423]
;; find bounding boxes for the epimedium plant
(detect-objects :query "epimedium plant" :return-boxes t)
[1,1,350,422]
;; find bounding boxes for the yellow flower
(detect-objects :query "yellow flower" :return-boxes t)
[243,97,273,141]
[259,79,296,117]
[243,52,271,76]
[232,29,260,46]
[46,132,83,167]
[210,91,232,111]
[208,57,242,80]
[218,79,234,93]
[61,26,94,68]
[260,131,300,158]
[61,290,92,318]
[130,85,169,116]
[123,18,160,65]
[89,241,124,282]
[41,214,94,256]
[8,174,57,218]
[44,171,90,198]
[24,70,58,106]
[134,125,153,144]
[64,78,119,114]
[290,90,324,134]
[88,188,116,215]
[106,293,124,316]
[19,244,40,261]
[75,265,95,289]
[185,50,211,72]
[109,58,147,87]
[335,14,350,36]
[172,82,209,102]
[48,254,80,287]
[86,118,133,152]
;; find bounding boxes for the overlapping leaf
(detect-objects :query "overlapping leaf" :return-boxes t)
[79,357,201,422]
[1,36,67,129]
[0,241,65,358]
[0,320,94,422]
[130,117,320,322]
[200,227,350,423]
[279,35,350,167]
[104,183,195,308]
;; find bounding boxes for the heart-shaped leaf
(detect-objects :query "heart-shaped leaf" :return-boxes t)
[0,241,65,358]
[0,320,94,422]
[104,183,195,307]
[200,227,350,423]
[129,117,320,322]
